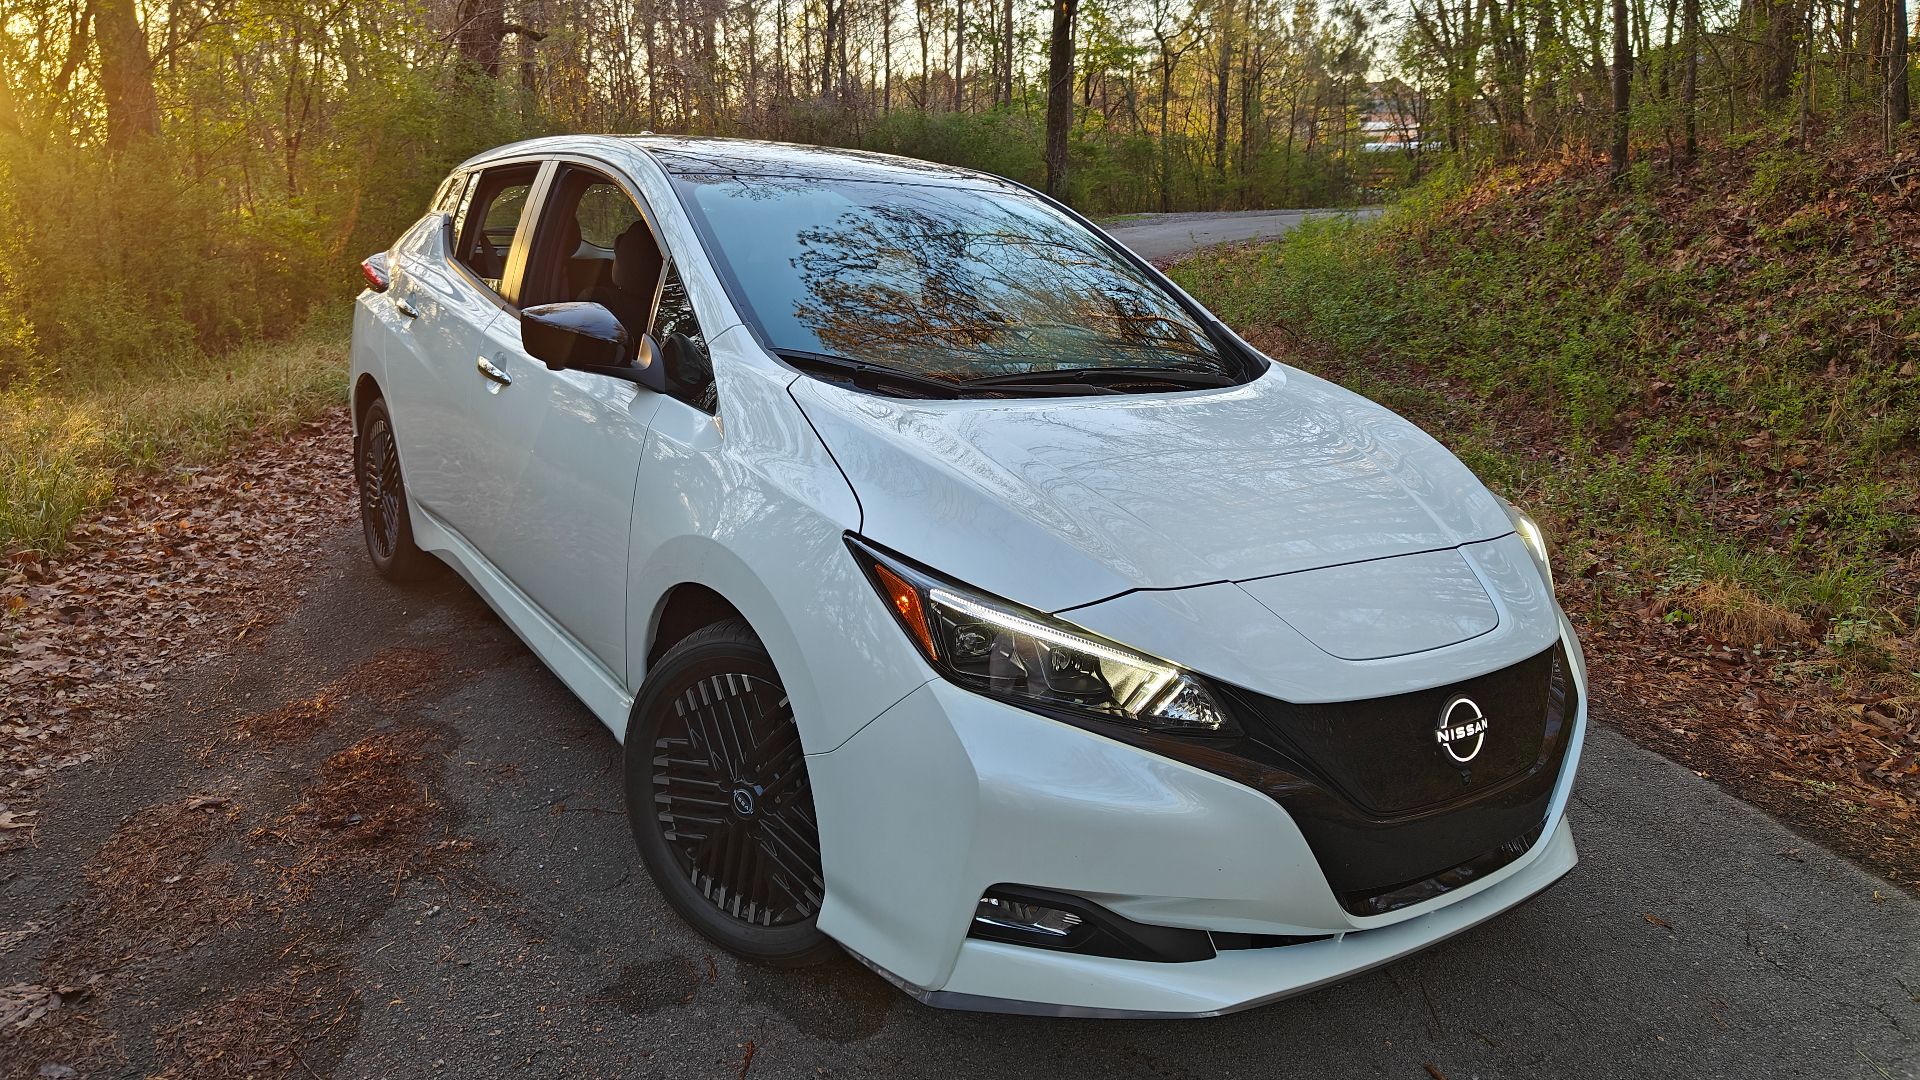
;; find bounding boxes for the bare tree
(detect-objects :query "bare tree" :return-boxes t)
[454,0,507,73]
[953,0,967,108]
[1000,0,1016,106]
[1150,0,1196,209]
[1611,0,1631,177]
[1893,0,1912,126]
[95,0,161,151]
[1212,0,1233,188]
[1044,0,1078,194]
[1682,0,1699,164]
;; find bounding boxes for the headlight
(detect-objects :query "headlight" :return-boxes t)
[847,537,1237,736]
[1499,496,1554,590]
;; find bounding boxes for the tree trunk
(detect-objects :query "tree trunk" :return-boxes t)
[1533,0,1559,149]
[1159,52,1176,210]
[95,0,160,151]
[821,0,838,99]
[917,0,932,107]
[1894,0,1912,125]
[1611,0,1631,177]
[1213,12,1232,190]
[644,0,660,128]
[953,0,966,109]
[1683,0,1700,163]
[454,0,507,75]
[774,0,788,124]
[1761,0,1800,101]
[1797,2,1815,146]
[1044,0,1078,196]
[1001,0,1015,105]
[884,1,895,110]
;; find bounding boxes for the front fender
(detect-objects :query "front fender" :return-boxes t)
[623,330,933,754]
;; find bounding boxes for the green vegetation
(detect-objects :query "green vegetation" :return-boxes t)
[1173,131,1920,665]
[0,321,348,554]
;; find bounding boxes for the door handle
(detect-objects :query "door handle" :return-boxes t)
[476,355,512,387]
[394,296,420,319]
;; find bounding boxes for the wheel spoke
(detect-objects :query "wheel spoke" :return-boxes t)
[650,671,822,928]
[358,419,406,559]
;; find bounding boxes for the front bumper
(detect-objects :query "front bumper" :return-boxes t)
[805,626,1588,1017]
[919,818,1574,1017]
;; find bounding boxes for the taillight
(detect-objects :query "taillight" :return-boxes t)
[361,252,392,292]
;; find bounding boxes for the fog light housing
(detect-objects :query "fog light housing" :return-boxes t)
[964,885,1215,963]
[973,896,1084,938]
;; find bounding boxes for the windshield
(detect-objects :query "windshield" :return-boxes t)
[672,174,1241,384]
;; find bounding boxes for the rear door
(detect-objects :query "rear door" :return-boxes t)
[381,160,542,546]
[460,160,668,676]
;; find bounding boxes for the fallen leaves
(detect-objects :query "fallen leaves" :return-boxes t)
[0,410,354,855]
[233,693,339,741]
[149,965,357,1080]
[0,977,100,1033]
[0,921,46,950]
[52,796,253,975]
[252,727,448,900]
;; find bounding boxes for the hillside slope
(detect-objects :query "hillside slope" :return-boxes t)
[1173,130,1920,888]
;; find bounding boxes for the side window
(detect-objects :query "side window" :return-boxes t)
[514,163,715,413]
[454,164,538,296]
[431,171,464,214]
[575,183,643,248]
[521,165,660,318]
[448,173,479,240]
[653,262,716,414]
[652,263,705,349]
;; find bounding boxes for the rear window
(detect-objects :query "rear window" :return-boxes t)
[672,175,1236,383]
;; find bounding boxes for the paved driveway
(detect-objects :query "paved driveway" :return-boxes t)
[1103,209,1380,260]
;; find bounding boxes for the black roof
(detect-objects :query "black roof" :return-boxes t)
[629,136,1015,189]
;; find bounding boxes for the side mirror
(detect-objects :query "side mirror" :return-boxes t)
[521,302,632,372]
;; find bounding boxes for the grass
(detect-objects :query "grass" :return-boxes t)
[1,315,350,554]
[1171,142,1920,663]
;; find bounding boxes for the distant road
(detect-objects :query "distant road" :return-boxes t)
[1103,207,1381,260]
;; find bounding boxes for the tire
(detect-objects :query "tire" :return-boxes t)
[624,619,836,967]
[354,397,434,581]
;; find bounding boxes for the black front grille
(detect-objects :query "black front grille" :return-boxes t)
[1240,648,1561,816]
[1124,645,1577,917]
[1235,645,1575,915]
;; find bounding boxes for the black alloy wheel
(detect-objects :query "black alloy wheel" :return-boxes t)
[353,397,431,580]
[625,619,836,966]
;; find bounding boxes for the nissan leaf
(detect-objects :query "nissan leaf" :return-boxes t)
[348,135,1585,1017]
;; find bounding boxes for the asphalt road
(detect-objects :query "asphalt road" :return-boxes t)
[1102,209,1380,260]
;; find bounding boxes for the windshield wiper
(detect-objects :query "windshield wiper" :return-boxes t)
[777,350,964,399]
[964,365,1239,391]
[778,350,1131,399]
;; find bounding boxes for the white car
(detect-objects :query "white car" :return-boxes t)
[349,135,1586,1018]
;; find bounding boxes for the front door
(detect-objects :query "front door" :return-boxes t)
[465,162,671,677]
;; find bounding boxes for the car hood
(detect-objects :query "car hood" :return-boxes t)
[790,363,1513,612]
